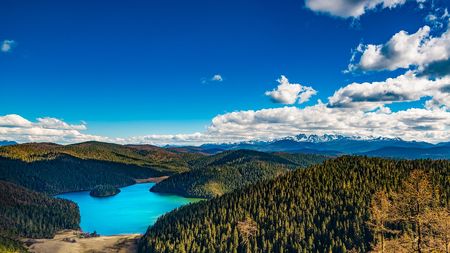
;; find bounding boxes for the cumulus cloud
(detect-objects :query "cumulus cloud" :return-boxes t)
[212,74,223,82]
[348,25,450,72]
[328,71,450,110]
[0,114,103,144]
[304,0,417,18]
[0,114,33,128]
[265,75,317,104]
[1,40,15,53]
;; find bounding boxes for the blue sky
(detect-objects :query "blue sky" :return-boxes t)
[1,0,450,144]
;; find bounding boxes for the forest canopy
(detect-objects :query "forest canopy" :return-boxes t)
[139,156,450,253]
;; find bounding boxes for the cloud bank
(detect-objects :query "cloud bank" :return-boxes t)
[304,0,423,18]
[206,104,450,143]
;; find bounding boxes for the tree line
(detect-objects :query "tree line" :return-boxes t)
[0,180,80,251]
[139,156,450,253]
[0,155,162,195]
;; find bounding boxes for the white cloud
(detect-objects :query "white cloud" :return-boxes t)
[126,132,223,146]
[328,71,450,110]
[0,114,100,144]
[212,74,223,82]
[1,40,16,53]
[425,8,449,29]
[202,74,224,84]
[348,25,450,72]
[305,0,415,18]
[265,75,317,104]
[0,114,33,128]
[37,117,87,130]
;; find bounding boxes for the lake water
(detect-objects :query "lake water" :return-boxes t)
[57,182,198,235]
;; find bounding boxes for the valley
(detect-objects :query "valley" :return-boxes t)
[150,150,328,198]
[0,140,449,253]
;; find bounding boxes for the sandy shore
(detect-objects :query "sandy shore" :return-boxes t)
[135,176,169,184]
[23,230,140,253]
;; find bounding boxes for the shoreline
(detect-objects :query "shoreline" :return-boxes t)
[53,176,170,196]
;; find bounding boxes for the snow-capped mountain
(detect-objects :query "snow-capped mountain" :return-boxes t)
[284,134,404,143]
[283,134,346,143]
[195,134,445,159]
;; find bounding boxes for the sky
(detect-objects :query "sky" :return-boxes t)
[1,0,450,145]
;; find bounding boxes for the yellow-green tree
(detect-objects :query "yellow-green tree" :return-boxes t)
[370,170,450,253]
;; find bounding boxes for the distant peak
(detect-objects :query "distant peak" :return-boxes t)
[278,134,403,143]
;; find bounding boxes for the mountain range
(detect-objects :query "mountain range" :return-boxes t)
[184,134,450,159]
[0,141,16,147]
[4,134,450,159]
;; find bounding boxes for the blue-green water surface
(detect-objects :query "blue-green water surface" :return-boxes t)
[57,183,197,235]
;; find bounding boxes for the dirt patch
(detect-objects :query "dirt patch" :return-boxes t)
[24,230,140,253]
[135,176,169,184]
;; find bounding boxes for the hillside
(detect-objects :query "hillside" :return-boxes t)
[188,149,310,168]
[0,141,206,195]
[0,141,201,174]
[361,146,450,159]
[0,180,79,251]
[0,235,28,253]
[166,146,224,155]
[151,150,328,198]
[0,155,163,195]
[140,157,450,253]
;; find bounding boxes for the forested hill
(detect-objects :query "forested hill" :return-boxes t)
[0,141,203,173]
[188,149,322,169]
[0,180,79,251]
[0,155,163,195]
[151,150,329,198]
[140,156,450,253]
[0,141,206,195]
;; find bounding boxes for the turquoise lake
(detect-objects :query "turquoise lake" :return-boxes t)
[57,182,198,235]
